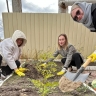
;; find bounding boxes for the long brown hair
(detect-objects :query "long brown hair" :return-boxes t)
[58,34,68,50]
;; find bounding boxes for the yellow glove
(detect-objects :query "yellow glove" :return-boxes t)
[39,63,46,67]
[19,67,29,72]
[87,50,96,62]
[57,68,66,75]
[15,69,25,76]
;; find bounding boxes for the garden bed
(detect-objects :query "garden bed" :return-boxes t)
[0,60,96,96]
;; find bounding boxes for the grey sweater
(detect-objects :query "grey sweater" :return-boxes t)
[46,44,84,68]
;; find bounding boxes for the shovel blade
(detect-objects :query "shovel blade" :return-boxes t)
[64,71,90,83]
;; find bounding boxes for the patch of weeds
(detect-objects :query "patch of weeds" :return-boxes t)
[31,61,59,96]
[31,51,59,96]
[31,79,58,96]
[76,85,89,94]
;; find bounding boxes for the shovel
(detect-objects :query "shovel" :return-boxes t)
[64,58,92,82]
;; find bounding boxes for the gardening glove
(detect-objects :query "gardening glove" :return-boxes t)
[15,69,25,76]
[39,63,47,67]
[57,68,67,75]
[87,50,96,62]
[19,67,29,73]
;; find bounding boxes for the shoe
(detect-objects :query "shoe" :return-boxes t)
[0,72,6,86]
[68,66,73,72]
[0,70,6,80]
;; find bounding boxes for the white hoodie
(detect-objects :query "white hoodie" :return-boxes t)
[0,30,27,69]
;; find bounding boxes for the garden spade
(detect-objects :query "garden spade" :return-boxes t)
[64,58,92,82]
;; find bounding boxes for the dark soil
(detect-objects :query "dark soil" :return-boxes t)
[25,63,43,79]
[0,60,96,96]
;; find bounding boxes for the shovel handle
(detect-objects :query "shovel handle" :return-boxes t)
[82,58,92,68]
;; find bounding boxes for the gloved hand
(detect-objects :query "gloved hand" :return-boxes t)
[19,67,29,72]
[57,68,67,75]
[87,50,96,62]
[39,63,47,67]
[15,69,25,76]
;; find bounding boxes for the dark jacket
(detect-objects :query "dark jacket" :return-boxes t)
[91,3,96,32]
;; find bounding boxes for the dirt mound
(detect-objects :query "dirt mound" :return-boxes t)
[59,75,82,92]
[25,63,43,79]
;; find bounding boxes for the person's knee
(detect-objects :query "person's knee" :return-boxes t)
[72,53,80,59]
[0,55,2,66]
[0,55,2,61]
[61,58,66,64]
[15,60,20,68]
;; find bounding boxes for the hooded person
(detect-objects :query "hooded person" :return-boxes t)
[0,30,28,79]
[70,2,96,32]
[70,2,96,63]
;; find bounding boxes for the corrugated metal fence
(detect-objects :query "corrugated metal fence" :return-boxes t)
[2,13,96,58]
